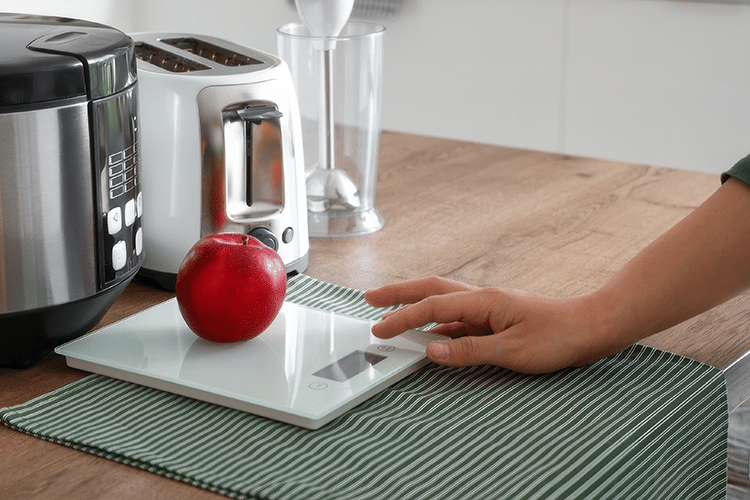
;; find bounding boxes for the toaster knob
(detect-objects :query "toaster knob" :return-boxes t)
[248,227,278,252]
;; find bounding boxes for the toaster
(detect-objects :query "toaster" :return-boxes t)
[133,33,308,291]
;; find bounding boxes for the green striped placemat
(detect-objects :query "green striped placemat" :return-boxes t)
[1,275,728,499]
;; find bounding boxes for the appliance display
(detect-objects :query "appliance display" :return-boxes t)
[133,33,309,291]
[0,14,143,367]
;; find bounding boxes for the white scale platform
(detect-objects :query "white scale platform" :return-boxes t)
[56,298,441,430]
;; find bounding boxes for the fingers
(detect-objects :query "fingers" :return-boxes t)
[364,276,477,308]
[426,335,504,368]
[428,322,488,338]
[366,278,605,373]
[425,331,554,373]
[426,338,484,365]
[370,289,499,339]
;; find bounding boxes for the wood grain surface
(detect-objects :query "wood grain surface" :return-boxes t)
[2,131,746,499]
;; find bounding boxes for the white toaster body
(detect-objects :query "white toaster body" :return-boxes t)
[133,33,308,290]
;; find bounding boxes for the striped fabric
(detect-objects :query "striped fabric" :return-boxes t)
[1,275,728,499]
[286,274,391,320]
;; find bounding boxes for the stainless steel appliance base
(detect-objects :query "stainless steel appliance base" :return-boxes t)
[0,271,136,368]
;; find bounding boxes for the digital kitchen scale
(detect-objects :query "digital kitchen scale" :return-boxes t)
[56,298,441,430]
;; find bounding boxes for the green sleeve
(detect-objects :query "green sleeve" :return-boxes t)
[722,153,750,185]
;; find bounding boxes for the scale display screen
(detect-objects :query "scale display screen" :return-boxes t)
[313,350,387,382]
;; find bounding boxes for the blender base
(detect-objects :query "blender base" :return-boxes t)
[308,208,384,237]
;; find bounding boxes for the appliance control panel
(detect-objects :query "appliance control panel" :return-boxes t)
[93,84,144,289]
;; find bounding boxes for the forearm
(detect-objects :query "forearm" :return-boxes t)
[366,177,750,372]
[591,177,750,351]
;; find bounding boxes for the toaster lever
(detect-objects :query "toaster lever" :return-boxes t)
[222,103,286,227]
[231,105,283,125]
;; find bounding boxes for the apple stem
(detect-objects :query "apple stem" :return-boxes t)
[242,234,250,245]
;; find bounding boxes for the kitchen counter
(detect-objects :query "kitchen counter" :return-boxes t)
[2,131,748,498]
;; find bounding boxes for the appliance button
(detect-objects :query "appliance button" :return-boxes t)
[109,173,125,188]
[125,159,137,175]
[125,199,136,227]
[109,163,124,176]
[136,192,143,217]
[282,227,294,244]
[135,227,143,256]
[110,185,126,199]
[249,227,278,251]
[107,207,122,235]
[112,241,127,270]
[109,150,125,165]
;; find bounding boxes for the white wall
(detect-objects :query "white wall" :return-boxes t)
[119,0,567,158]
[0,0,133,29]
[2,0,748,174]
[565,1,750,174]
[381,0,567,156]
[379,0,750,174]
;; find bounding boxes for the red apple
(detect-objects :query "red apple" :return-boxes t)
[175,232,287,342]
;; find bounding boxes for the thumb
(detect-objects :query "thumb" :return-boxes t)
[426,337,488,366]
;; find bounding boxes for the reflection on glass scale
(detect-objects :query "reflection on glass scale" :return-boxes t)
[56,299,441,430]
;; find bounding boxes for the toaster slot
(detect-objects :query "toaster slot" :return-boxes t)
[223,104,285,222]
[134,42,209,72]
[162,37,262,67]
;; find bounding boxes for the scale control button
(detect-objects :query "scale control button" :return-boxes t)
[107,207,122,235]
[309,382,328,390]
[135,227,143,256]
[112,241,127,270]
[124,199,136,227]
[377,345,396,352]
[136,192,143,217]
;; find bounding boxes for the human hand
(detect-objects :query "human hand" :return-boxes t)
[365,276,623,373]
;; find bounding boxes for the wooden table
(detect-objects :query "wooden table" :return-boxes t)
[2,131,748,499]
